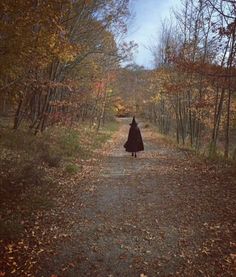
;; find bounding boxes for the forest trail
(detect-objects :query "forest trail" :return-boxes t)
[40,118,235,277]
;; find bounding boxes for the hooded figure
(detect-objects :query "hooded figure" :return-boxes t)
[124,117,144,157]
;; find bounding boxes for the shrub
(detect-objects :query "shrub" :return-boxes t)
[64,163,80,174]
[0,156,46,187]
[58,129,81,157]
[40,152,61,167]
[18,162,46,186]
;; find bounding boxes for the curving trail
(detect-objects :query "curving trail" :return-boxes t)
[40,118,235,277]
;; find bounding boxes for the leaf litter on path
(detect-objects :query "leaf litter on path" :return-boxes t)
[1,119,235,276]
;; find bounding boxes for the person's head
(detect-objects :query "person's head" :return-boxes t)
[130,116,137,127]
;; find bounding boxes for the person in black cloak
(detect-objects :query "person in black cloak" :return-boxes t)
[124,116,144,157]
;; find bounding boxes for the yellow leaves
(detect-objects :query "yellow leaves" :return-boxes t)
[224,254,236,265]
[151,94,162,104]
[229,253,236,263]
[49,35,57,49]
[6,243,14,253]
[37,248,45,254]
[59,49,76,63]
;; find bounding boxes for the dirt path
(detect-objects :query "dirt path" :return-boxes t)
[39,118,235,277]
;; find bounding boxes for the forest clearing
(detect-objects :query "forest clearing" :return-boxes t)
[0,0,236,276]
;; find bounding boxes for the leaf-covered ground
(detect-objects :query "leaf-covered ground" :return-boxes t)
[1,118,235,276]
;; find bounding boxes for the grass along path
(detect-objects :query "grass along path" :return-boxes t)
[0,121,119,276]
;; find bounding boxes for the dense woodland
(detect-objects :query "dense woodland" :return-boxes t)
[118,0,236,159]
[0,0,235,158]
[0,0,134,133]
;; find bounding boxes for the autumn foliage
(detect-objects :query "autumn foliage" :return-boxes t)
[0,0,133,132]
[136,0,236,159]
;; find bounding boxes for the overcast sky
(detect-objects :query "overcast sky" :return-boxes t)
[126,0,181,68]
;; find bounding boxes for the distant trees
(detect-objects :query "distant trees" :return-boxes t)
[0,0,133,132]
[114,64,148,116]
[143,0,236,158]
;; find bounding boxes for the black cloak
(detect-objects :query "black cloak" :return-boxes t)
[124,117,144,153]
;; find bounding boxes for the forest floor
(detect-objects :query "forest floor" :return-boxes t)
[1,118,236,277]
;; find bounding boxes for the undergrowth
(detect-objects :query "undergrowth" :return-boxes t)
[147,121,235,165]
[0,119,119,239]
